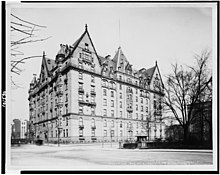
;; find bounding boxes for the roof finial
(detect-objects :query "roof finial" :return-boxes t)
[85,24,88,31]
[155,60,157,65]
[43,51,45,57]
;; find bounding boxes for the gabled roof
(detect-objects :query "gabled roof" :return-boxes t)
[112,46,129,72]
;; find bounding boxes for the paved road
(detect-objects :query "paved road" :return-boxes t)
[9,143,213,171]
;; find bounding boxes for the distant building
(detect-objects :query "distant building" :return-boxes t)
[189,101,212,143]
[11,119,29,139]
[28,25,166,144]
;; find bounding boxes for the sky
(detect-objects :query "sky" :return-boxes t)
[8,3,214,121]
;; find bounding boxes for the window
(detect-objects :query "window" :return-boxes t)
[141,114,143,120]
[141,98,143,103]
[104,130,107,137]
[111,100,114,107]
[111,130,114,137]
[146,99,148,105]
[79,129,83,137]
[120,111,122,118]
[111,110,114,117]
[111,120,114,127]
[91,107,95,115]
[120,101,122,108]
[66,117,68,126]
[154,100,157,109]
[136,89,138,94]
[85,43,89,50]
[136,105,138,111]
[91,130,95,137]
[146,107,148,113]
[136,96,138,102]
[51,131,53,138]
[79,62,83,69]
[111,91,114,97]
[119,75,122,80]
[103,89,107,96]
[63,129,65,137]
[56,130,58,138]
[103,99,107,106]
[66,129,68,137]
[91,85,95,92]
[91,118,95,127]
[79,106,83,113]
[104,119,107,127]
[136,122,138,128]
[79,117,83,126]
[91,96,95,103]
[79,72,83,79]
[66,94,68,102]
[119,84,122,90]
[120,130,123,137]
[79,94,83,101]
[120,121,122,128]
[136,113,138,119]
[141,106,143,112]
[91,76,95,83]
[103,109,107,116]
[120,93,122,99]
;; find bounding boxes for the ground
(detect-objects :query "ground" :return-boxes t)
[8,142,213,172]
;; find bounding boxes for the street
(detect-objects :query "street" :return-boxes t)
[9,143,213,171]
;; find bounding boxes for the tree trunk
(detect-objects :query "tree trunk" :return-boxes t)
[183,125,189,144]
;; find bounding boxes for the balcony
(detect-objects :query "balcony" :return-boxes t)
[79,100,96,107]
[78,88,85,94]
[79,125,84,129]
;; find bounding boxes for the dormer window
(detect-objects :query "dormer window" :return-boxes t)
[85,43,89,51]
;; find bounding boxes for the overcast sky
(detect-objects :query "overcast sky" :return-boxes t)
[8,3,214,121]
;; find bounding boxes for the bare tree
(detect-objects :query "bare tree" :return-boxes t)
[163,50,212,144]
[10,13,51,88]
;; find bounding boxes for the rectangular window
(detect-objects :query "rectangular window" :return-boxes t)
[154,100,157,109]
[119,75,122,80]
[141,114,143,120]
[120,130,123,137]
[66,129,68,137]
[63,129,65,137]
[104,130,107,137]
[79,82,83,89]
[136,96,138,102]
[111,110,114,117]
[79,72,83,79]
[79,129,83,137]
[66,117,68,126]
[104,119,107,127]
[146,107,148,113]
[91,130,95,137]
[91,85,95,92]
[91,96,95,102]
[111,91,114,97]
[79,106,83,113]
[136,105,138,111]
[120,101,122,108]
[103,109,107,116]
[141,98,143,103]
[120,121,122,128]
[141,106,143,112]
[111,120,114,127]
[51,131,53,138]
[66,94,68,102]
[65,104,68,114]
[111,130,114,137]
[136,113,138,119]
[120,111,122,118]
[119,84,122,90]
[91,76,95,83]
[103,99,107,106]
[120,93,122,99]
[111,100,114,107]
[103,89,107,96]
[79,94,83,101]
[136,89,138,94]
